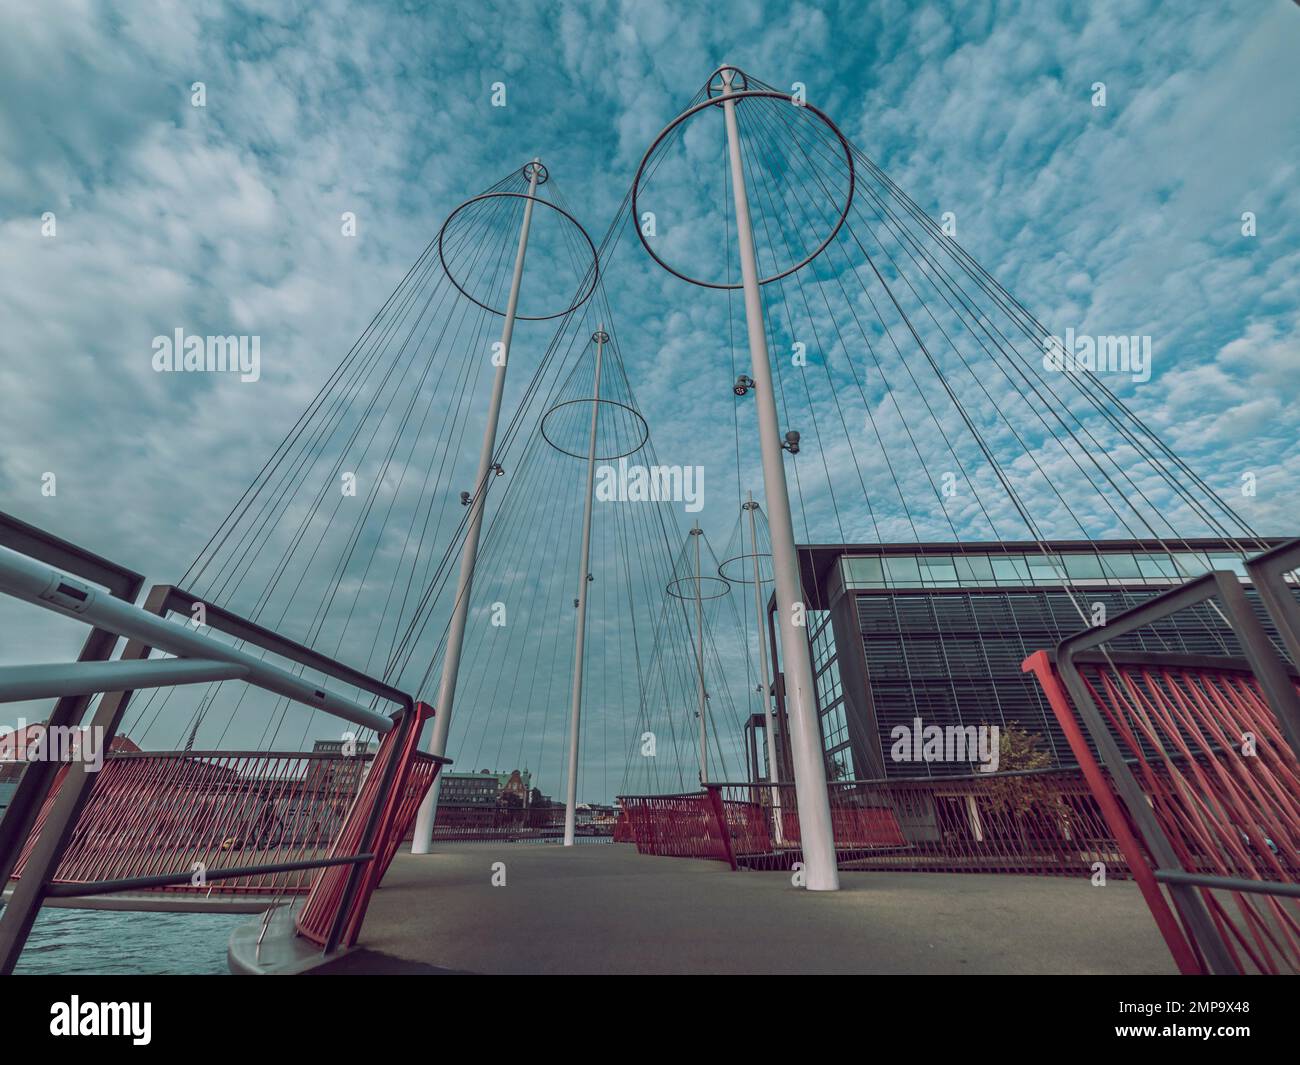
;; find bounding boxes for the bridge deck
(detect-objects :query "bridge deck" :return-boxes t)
[238,841,1178,975]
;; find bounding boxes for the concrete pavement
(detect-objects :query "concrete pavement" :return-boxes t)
[286,842,1178,975]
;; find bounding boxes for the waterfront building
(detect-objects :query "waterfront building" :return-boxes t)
[757,538,1294,783]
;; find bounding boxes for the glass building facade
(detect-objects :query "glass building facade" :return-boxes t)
[768,539,1291,783]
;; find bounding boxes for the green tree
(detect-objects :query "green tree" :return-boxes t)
[981,723,1065,851]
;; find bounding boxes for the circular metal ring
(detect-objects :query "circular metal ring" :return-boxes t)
[705,66,749,99]
[717,551,773,584]
[666,575,731,601]
[540,398,650,460]
[522,160,549,185]
[631,90,855,290]
[591,329,610,344]
[437,192,598,320]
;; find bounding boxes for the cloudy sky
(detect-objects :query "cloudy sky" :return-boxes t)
[1,1,1297,791]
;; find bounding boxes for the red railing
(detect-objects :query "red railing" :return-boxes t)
[379,752,443,879]
[779,804,906,850]
[295,702,435,949]
[8,709,442,938]
[714,793,771,861]
[10,750,375,895]
[620,770,1127,878]
[1026,653,1300,975]
[617,791,733,863]
[612,806,633,842]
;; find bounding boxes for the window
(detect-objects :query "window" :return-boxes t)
[1135,552,1179,578]
[991,555,1030,583]
[1026,555,1066,582]
[1176,553,1214,576]
[843,556,884,585]
[1097,553,1143,579]
[1209,554,1249,577]
[1062,553,1107,579]
[918,557,958,585]
[884,556,923,586]
[954,554,995,583]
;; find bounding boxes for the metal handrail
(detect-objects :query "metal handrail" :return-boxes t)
[0,548,395,732]
[45,853,376,899]
[0,514,428,974]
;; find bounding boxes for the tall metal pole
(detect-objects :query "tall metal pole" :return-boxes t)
[693,525,708,783]
[746,493,783,845]
[412,160,542,854]
[720,73,838,889]
[562,327,606,846]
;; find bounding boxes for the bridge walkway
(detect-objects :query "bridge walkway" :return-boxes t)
[234,841,1177,975]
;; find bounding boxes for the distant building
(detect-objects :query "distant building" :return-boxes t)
[435,768,536,831]
[0,726,139,782]
[583,803,619,831]
[438,770,503,808]
[304,738,373,796]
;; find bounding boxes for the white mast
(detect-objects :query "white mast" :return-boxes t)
[563,327,606,846]
[412,160,544,854]
[720,71,838,889]
[693,524,708,783]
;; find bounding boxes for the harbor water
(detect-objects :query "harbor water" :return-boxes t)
[12,906,244,975]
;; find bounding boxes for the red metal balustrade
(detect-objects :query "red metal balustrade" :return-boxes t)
[11,750,372,895]
[616,791,734,863]
[621,771,1126,877]
[378,752,443,879]
[1025,653,1300,975]
[612,806,633,843]
[295,702,436,949]
[8,710,442,916]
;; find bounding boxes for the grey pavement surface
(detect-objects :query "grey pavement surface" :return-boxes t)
[299,842,1178,975]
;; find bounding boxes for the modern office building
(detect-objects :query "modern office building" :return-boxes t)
[757,537,1291,783]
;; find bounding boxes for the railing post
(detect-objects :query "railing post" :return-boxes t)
[1022,651,1203,975]
[1245,539,1300,670]
[322,703,425,953]
[705,784,737,871]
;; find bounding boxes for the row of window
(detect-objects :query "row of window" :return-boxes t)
[841,550,1251,589]
[808,610,855,778]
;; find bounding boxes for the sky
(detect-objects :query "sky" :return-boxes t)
[1,0,1298,794]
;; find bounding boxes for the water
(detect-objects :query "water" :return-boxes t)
[12,906,245,975]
